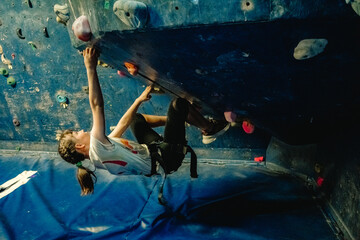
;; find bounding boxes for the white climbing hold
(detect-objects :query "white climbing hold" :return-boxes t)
[113,0,148,28]
[54,4,70,24]
[293,39,328,60]
[1,54,11,65]
[350,0,360,16]
[72,16,92,42]
[0,45,3,55]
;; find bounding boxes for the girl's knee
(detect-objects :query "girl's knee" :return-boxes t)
[130,113,146,128]
[171,98,189,114]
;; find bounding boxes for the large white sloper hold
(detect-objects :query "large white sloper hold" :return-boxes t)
[113,0,148,28]
[293,39,328,60]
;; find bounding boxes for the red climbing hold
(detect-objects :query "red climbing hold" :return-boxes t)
[316,177,324,187]
[117,70,126,77]
[242,120,255,134]
[254,156,264,162]
[72,16,92,42]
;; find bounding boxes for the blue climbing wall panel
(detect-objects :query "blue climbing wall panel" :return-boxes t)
[0,0,359,239]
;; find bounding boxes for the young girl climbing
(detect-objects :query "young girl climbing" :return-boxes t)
[57,47,229,195]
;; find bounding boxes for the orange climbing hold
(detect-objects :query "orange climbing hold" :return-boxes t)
[124,62,138,75]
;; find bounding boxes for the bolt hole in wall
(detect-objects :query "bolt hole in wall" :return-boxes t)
[175,6,179,10]
[246,1,251,6]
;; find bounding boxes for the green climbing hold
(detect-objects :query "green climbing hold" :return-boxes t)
[7,76,16,87]
[104,0,110,9]
[28,41,37,50]
[0,68,8,76]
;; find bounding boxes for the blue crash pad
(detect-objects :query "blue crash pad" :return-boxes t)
[0,150,337,240]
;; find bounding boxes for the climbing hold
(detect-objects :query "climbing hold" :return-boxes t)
[28,0,33,8]
[72,16,92,42]
[57,95,68,103]
[1,54,11,65]
[104,0,110,9]
[242,120,255,134]
[28,41,37,50]
[113,0,149,28]
[316,177,324,187]
[314,163,322,174]
[241,0,255,11]
[0,19,2,26]
[117,70,126,77]
[293,39,328,60]
[57,95,69,108]
[13,118,20,127]
[98,60,110,68]
[124,62,138,75]
[82,86,89,94]
[224,111,237,123]
[345,0,360,16]
[254,156,264,162]
[54,4,70,25]
[195,68,208,75]
[0,45,3,55]
[16,28,25,39]
[151,87,165,94]
[43,27,49,38]
[0,68,9,76]
[1,54,13,69]
[7,77,16,87]
[11,53,15,59]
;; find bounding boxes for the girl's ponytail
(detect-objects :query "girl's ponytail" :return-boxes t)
[76,167,97,196]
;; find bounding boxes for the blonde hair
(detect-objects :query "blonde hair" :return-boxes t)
[57,129,96,196]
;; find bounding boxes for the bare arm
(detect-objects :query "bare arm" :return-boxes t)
[142,114,167,128]
[108,86,152,138]
[84,47,110,144]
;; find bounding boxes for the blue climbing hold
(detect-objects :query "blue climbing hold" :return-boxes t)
[57,95,68,103]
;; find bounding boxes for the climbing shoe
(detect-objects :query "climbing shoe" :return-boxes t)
[202,119,230,144]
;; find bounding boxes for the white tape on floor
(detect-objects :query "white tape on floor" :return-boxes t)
[0,170,38,199]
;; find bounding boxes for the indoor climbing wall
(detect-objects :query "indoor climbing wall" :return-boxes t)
[0,0,360,239]
[64,0,360,145]
[0,0,269,151]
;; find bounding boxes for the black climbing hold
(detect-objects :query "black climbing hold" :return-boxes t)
[28,0,33,8]
[43,27,49,38]
[0,19,2,26]
[16,28,25,39]
[13,118,20,127]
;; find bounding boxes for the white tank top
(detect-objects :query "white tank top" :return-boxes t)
[88,133,151,175]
